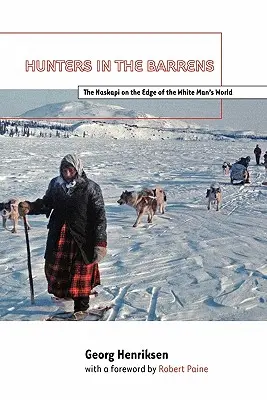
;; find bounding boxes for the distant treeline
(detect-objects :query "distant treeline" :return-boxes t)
[0,120,73,138]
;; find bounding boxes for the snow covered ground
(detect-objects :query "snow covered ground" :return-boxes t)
[1,133,267,321]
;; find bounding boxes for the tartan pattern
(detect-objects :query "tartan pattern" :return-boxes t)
[45,223,100,298]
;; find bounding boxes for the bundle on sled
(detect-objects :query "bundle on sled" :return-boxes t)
[230,156,251,185]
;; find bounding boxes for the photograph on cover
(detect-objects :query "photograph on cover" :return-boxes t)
[1,90,267,321]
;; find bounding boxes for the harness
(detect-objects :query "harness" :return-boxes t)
[134,190,157,207]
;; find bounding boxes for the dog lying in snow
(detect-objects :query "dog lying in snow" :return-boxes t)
[0,198,31,233]
[206,184,222,211]
[117,187,167,227]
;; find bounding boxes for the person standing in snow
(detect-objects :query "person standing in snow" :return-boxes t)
[254,144,262,165]
[18,154,107,320]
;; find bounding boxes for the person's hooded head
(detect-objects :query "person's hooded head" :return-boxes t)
[60,154,84,183]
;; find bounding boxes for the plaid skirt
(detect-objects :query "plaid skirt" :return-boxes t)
[44,223,100,298]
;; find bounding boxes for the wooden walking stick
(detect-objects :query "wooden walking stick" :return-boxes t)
[23,216,35,304]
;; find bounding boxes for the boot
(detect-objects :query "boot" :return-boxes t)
[74,296,90,313]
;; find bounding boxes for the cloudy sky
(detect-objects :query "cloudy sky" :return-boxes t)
[1,90,267,132]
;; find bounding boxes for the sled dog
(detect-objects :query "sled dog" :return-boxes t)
[206,184,222,211]
[1,198,31,233]
[222,162,231,175]
[152,187,167,214]
[117,188,166,227]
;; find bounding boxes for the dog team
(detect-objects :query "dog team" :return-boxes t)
[0,187,167,231]
[1,146,267,232]
[0,159,251,232]
[0,179,222,232]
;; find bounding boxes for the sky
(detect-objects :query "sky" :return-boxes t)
[1,115,267,321]
[1,90,267,132]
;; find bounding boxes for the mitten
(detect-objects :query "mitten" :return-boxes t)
[93,246,107,263]
[18,201,31,217]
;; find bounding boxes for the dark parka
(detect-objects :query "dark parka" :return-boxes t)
[254,145,262,156]
[27,155,107,264]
